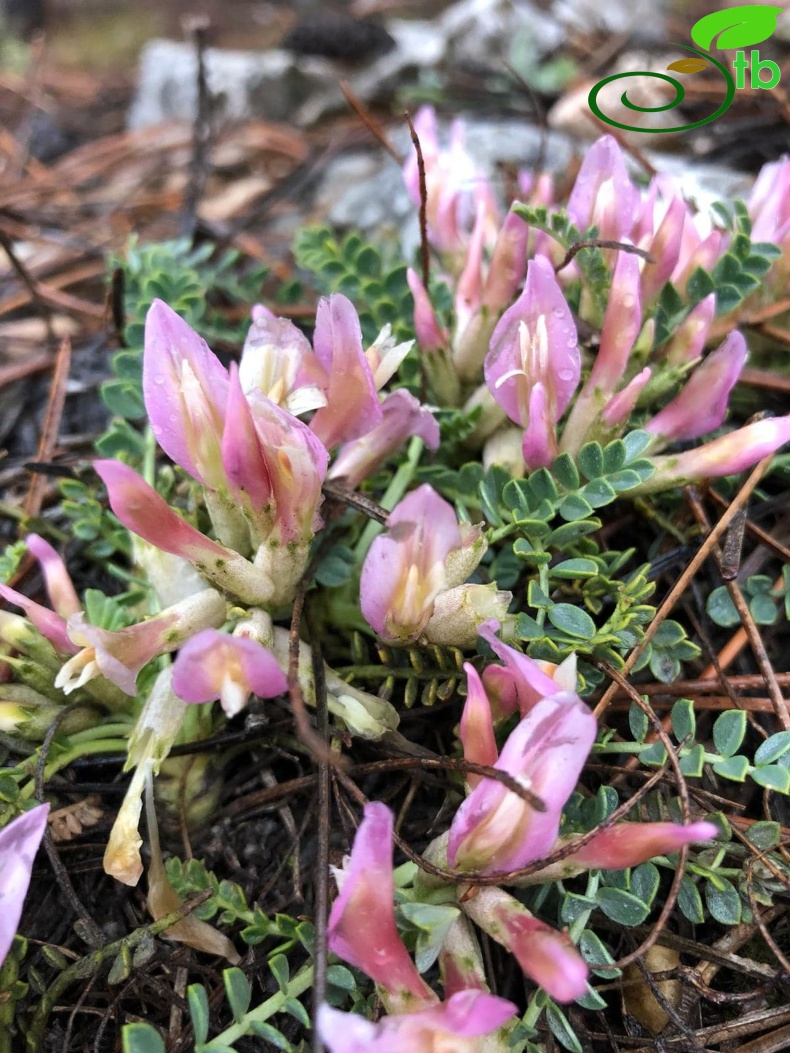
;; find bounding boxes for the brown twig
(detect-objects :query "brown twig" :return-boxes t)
[405,110,430,291]
[555,238,653,274]
[0,223,56,342]
[24,334,71,520]
[321,481,389,524]
[594,456,774,718]
[340,81,403,164]
[687,487,789,731]
[179,17,213,240]
[35,704,105,950]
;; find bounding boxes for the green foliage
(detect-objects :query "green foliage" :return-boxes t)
[653,201,781,344]
[420,433,701,678]
[609,697,790,795]
[101,238,267,457]
[0,539,26,584]
[57,475,132,561]
[707,574,786,627]
[513,204,610,320]
[293,227,414,344]
[337,634,465,708]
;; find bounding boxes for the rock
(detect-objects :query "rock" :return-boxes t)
[128,39,338,129]
[130,18,445,130]
[282,12,395,63]
[440,0,564,70]
[552,0,666,43]
[295,18,446,125]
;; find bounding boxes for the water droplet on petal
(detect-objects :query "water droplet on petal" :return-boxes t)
[558,368,576,382]
[553,307,565,318]
[153,374,166,385]
[567,338,578,349]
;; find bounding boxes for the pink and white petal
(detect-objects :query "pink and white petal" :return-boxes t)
[221,364,273,509]
[25,535,81,618]
[143,300,228,482]
[521,382,558,471]
[0,803,49,968]
[645,331,747,445]
[460,663,498,786]
[566,820,718,869]
[0,582,75,655]
[310,294,382,447]
[601,367,652,429]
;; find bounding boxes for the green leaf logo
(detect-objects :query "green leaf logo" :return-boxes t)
[691,4,782,51]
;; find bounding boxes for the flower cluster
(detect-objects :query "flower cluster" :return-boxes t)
[318,626,716,1048]
[405,110,790,485]
[3,98,790,1053]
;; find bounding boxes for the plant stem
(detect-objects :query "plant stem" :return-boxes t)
[205,964,315,1047]
[354,436,424,562]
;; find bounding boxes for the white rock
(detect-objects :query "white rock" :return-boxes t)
[128,39,338,129]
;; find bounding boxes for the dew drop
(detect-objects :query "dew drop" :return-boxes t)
[153,374,166,385]
[558,368,576,381]
[168,414,178,423]
[567,337,578,349]
[553,307,565,318]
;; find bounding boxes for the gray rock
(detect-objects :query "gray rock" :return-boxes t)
[128,39,338,129]
[441,0,564,68]
[553,0,666,43]
[295,18,446,125]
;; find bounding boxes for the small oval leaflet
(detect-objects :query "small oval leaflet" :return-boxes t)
[666,58,710,74]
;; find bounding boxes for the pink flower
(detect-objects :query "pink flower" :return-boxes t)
[55,589,227,696]
[639,416,790,492]
[318,990,517,1053]
[447,692,596,875]
[172,628,287,717]
[221,367,328,548]
[238,310,327,416]
[407,268,449,353]
[640,195,686,304]
[0,804,49,967]
[94,460,275,606]
[646,331,747,447]
[748,157,790,288]
[561,820,718,870]
[600,367,651,429]
[562,249,642,455]
[662,294,715,366]
[478,621,564,718]
[459,663,498,789]
[328,802,435,1011]
[566,136,640,242]
[0,535,81,655]
[462,887,588,1003]
[328,390,440,490]
[484,256,580,469]
[360,485,485,644]
[403,107,496,263]
[142,300,229,490]
[309,294,382,448]
[452,207,531,383]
